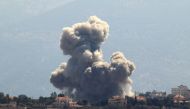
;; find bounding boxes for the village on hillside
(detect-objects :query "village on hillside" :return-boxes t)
[0,85,190,109]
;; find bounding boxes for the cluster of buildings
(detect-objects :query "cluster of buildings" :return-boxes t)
[108,85,190,106]
[0,101,17,109]
[47,96,83,109]
[1,85,190,109]
[136,90,166,102]
[136,85,190,103]
[145,90,166,98]
[107,90,167,106]
[171,85,190,103]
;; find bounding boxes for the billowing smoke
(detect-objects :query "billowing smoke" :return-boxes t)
[50,16,135,103]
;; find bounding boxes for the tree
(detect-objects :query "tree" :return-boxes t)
[0,92,4,98]
[50,92,57,98]
[17,94,29,105]
[39,96,46,104]
[127,96,137,106]
[77,99,89,105]
[5,94,10,103]
[58,93,65,97]
[0,92,5,103]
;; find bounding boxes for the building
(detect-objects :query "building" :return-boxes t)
[0,101,17,109]
[173,94,186,103]
[50,96,83,109]
[171,85,190,99]
[108,96,127,106]
[145,90,166,98]
[69,101,83,109]
[136,96,146,102]
[53,96,72,108]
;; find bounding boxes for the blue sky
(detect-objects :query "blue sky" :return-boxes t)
[0,0,190,97]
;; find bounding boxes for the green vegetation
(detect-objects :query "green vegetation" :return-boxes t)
[0,92,56,108]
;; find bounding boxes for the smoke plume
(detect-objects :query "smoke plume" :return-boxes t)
[50,16,135,103]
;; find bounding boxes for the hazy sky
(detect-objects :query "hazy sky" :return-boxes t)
[0,0,190,97]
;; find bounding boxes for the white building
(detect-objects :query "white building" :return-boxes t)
[145,90,166,98]
[108,96,127,106]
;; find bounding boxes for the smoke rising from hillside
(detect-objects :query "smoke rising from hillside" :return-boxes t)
[50,16,135,103]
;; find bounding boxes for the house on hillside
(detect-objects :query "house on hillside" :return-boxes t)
[145,90,166,99]
[171,85,190,99]
[173,94,186,103]
[47,96,82,109]
[136,96,146,102]
[108,96,127,106]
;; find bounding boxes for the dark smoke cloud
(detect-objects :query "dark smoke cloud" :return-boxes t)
[50,16,135,103]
